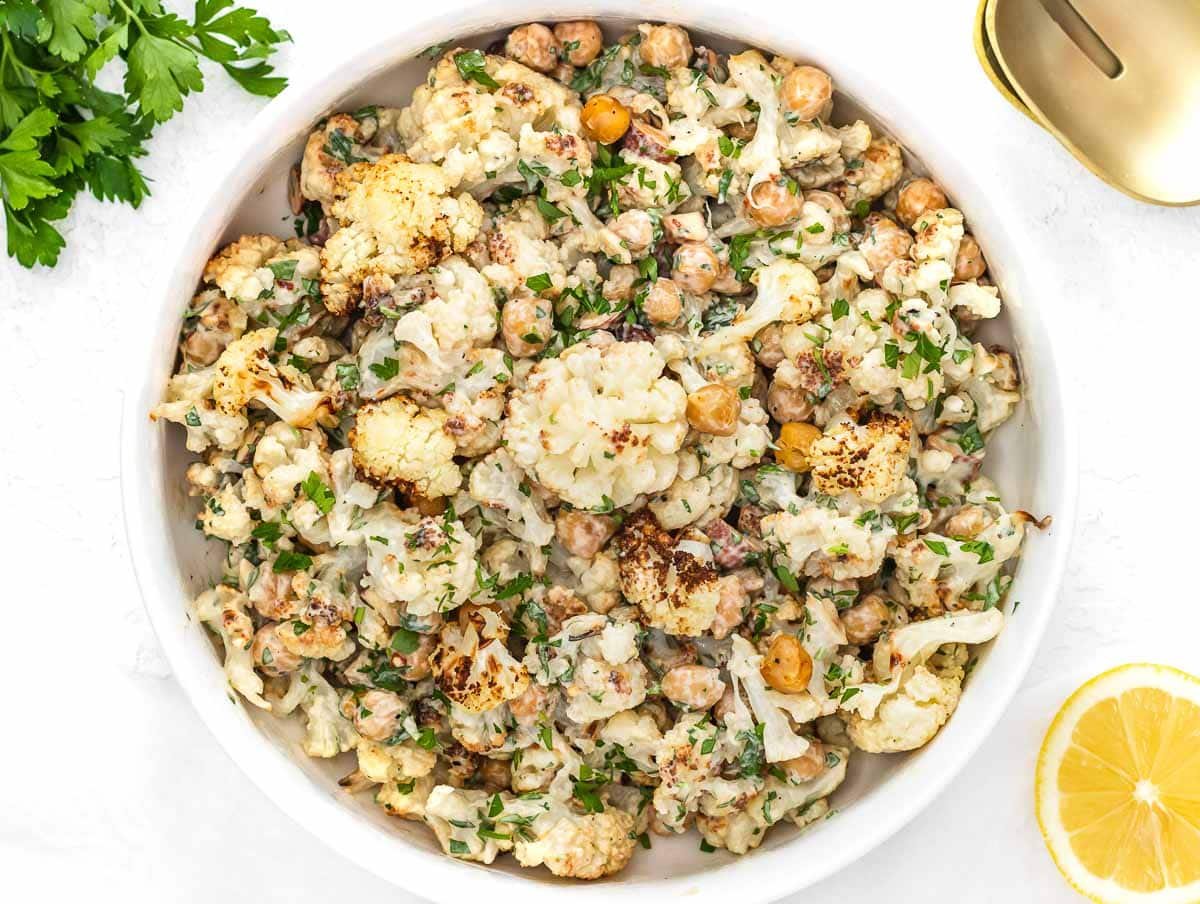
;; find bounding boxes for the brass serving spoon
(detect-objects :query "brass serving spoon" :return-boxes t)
[978,0,1200,206]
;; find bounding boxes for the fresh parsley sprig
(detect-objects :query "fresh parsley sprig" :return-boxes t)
[0,0,291,268]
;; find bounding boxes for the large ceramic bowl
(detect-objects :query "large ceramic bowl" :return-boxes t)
[121,2,1079,901]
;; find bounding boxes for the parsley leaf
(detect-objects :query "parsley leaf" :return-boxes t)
[453,49,499,89]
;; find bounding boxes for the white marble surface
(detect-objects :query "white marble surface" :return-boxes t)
[1,1,1196,901]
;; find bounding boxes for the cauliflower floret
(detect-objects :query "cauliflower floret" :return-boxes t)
[503,340,688,510]
[360,504,479,616]
[513,808,636,879]
[481,199,570,295]
[275,661,360,757]
[809,409,912,503]
[196,485,253,544]
[616,511,722,636]
[727,635,821,763]
[697,753,847,853]
[211,328,336,428]
[431,616,530,714]
[201,233,323,324]
[699,259,821,355]
[468,449,555,547]
[564,656,649,723]
[179,288,249,368]
[651,711,723,832]
[762,497,895,580]
[319,155,484,315]
[194,585,267,708]
[376,774,437,820]
[350,396,461,498]
[846,665,961,752]
[648,450,737,530]
[597,709,663,778]
[355,737,438,784]
[252,421,330,508]
[398,50,582,191]
[151,368,250,454]
[834,135,903,205]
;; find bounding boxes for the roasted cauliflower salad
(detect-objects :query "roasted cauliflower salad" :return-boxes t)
[154,20,1043,879]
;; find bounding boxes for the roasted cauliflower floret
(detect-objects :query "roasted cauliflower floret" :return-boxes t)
[503,340,688,510]
[212,328,336,428]
[616,511,722,636]
[351,396,461,498]
[300,108,402,207]
[513,809,637,879]
[431,613,530,714]
[319,155,484,315]
[846,663,961,753]
[810,409,912,503]
[194,585,267,708]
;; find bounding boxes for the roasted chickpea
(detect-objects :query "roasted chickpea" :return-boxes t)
[643,277,683,325]
[745,175,804,227]
[804,189,851,234]
[944,504,992,539]
[761,633,813,693]
[954,233,987,282]
[781,65,832,121]
[839,594,891,645]
[661,665,726,710]
[352,689,407,741]
[686,383,741,436]
[501,295,553,357]
[776,421,822,472]
[505,23,560,73]
[602,263,639,302]
[767,381,815,425]
[251,623,303,676]
[710,575,748,640]
[508,681,549,726]
[663,211,708,243]
[476,757,512,792]
[780,740,827,780]
[555,509,617,558]
[581,94,631,144]
[640,23,692,70]
[410,492,446,516]
[672,241,720,294]
[754,324,786,369]
[859,214,913,277]
[390,629,436,680]
[553,21,603,66]
[611,209,655,254]
[895,178,948,228]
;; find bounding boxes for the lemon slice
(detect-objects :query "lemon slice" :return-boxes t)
[1036,664,1200,903]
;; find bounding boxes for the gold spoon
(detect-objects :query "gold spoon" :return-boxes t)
[978,0,1200,206]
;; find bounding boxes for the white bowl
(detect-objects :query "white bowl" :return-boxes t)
[121,3,1079,901]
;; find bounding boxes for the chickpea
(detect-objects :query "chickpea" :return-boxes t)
[501,295,553,357]
[804,189,851,234]
[686,383,741,436]
[352,689,407,741]
[839,594,891,645]
[581,94,631,144]
[761,633,813,694]
[781,65,832,121]
[390,629,436,680]
[767,379,814,424]
[945,504,992,539]
[776,421,823,472]
[410,492,446,516]
[508,682,549,727]
[745,175,804,227]
[710,575,748,640]
[663,211,708,243]
[859,214,913,278]
[251,623,303,676]
[602,263,639,302]
[672,241,720,294]
[895,178,948,228]
[555,509,617,558]
[954,233,987,282]
[553,21,603,66]
[754,323,786,369]
[640,24,692,70]
[780,740,827,781]
[661,665,726,710]
[643,277,683,325]
[611,209,655,254]
[505,23,560,73]
[711,263,747,296]
[477,757,512,792]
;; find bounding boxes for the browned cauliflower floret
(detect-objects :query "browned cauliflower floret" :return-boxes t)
[513,809,637,879]
[212,328,337,428]
[430,609,530,713]
[319,154,484,315]
[809,409,912,503]
[833,135,903,205]
[350,395,461,498]
[300,109,403,207]
[616,510,722,636]
[845,664,962,752]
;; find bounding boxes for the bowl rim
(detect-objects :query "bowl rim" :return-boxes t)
[120,2,1080,901]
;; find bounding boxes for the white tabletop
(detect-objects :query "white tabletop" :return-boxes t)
[1,1,1195,901]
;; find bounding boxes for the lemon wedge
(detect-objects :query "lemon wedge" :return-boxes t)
[1036,663,1200,903]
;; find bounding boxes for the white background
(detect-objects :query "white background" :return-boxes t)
[1,1,1196,901]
